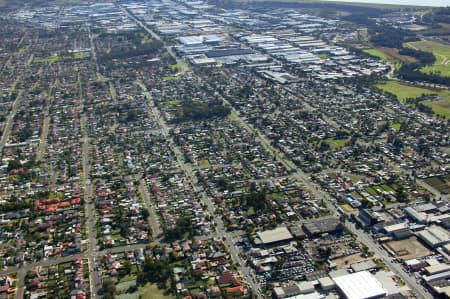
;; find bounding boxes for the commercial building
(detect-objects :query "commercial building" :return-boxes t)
[424,263,450,275]
[404,207,427,224]
[350,260,378,273]
[289,226,307,239]
[256,226,293,245]
[422,270,450,283]
[318,276,335,291]
[303,216,342,236]
[383,222,412,240]
[333,271,386,299]
[358,209,383,227]
[404,259,428,271]
[205,48,255,58]
[273,281,315,299]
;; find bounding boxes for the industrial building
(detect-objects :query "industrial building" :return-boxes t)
[303,216,342,236]
[255,226,293,245]
[383,222,412,240]
[350,259,379,273]
[333,271,386,299]
[404,207,428,224]
[417,226,450,248]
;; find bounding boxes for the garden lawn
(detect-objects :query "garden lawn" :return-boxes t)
[139,283,174,299]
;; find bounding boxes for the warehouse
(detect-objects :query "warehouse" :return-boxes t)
[404,207,428,224]
[256,226,293,245]
[417,226,450,248]
[383,222,412,240]
[179,36,204,46]
[350,259,378,273]
[303,216,342,236]
[424,263,450,275]
[333,271,386,299]
[205,48,255,58]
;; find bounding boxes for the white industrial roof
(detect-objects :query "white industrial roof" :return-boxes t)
[333,271,386,299]
[405,258,423,266]
[179,36,203,45]
[257,226,293,244]
[384,222,408,233]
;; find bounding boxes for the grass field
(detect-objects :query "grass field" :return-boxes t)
[375,80,439,102]
[316,53,330,60]
[423,174,450,194]
[363,48,387,61]
[325,137,349,149]
[425,99,450,119]
[406,40,450,77]
[363,47,416,66]
[162,76,179,81]
[139,283,174,299]
[390,123,401,130]
[165,100,180,106]
[170,64,183,72]
[375,80,450,119]
[33,52,89,64]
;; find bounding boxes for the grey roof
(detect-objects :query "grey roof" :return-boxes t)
[206,48,255,58]
[417,226,450,247]
[257,226,293,244]
[289,226,306,238]
[404,207,427,223]
[303,216,342,235]
[351,259,378,272]
[416,203,437,212]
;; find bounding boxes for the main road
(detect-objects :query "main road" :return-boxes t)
[78,74,103,298]
[139,179,163,238]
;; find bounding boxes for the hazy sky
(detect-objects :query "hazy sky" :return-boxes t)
[323,0,449,7]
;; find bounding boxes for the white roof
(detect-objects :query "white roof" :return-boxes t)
[405,258,423,266]
[283,292,321,299]
[333,271,386,299]
[384,222,408,233]
[257,226,293,244]
[318,276,335,288]
[179,36,203,45]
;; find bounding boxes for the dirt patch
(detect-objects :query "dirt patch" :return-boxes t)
[341,204,356,213]
[384,236,431,260]
[332,253,367,269]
